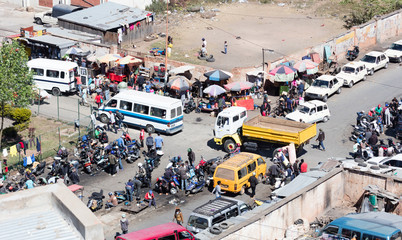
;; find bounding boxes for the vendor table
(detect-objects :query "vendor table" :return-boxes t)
[109,73,126,82]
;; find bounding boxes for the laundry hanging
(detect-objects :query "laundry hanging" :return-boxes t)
[2,148,7,157]
[10,145,17,157]
[36,137,41,153]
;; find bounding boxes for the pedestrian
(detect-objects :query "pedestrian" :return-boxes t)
[76,76,82,96]
[25,178,36,189]
[133,178,142,201]
[108,111,117,133]
[202,38,207,47]
[297,80,304,97]
[248,172,258,198]
[300,159,308,173]
[108,149,117,176]
[178,163,188,191]
[316,128,326,151]
[154,133,164,150]
[125,179,134,202]
[267,163,281,185]
[81,87,88,105]
[120,214,129,234]
[103,82,110,101]
[212,181,225,198]
[115,110,125,130]
[384,104,391,127]
[223,41,228,54]
[145,190,156,209]
[218,96,226,113]
[139,128,145,148]
[95,93,103,108]
[172,207,184,226]
[146,133,154,153]
[187,148,195,167]
[293,159,300,177]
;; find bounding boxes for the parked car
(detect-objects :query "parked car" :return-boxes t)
[384,40,402,63]
[305,75,342,102]
[368,154,402,169]
[34,4,83,25]
[359,51,389,75]
[335,62,367,88]
[286,100,330,123]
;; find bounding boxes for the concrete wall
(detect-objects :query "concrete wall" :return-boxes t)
[0,183,104,239]
[218,169,401,240]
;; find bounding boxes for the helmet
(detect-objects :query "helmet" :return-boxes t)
[138,162,143,168]
[202,38,205,41]
[187,148,192,152]
[108,192,113,196]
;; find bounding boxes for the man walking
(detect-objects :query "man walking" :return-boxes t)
[154,133,164,150]
[139,128,145,148]
[248,172,258,198]
[316,129,326,151]
[146,133,154,153]
[212,181,225,198]
[115,110,125,130]
[187,148,195,167]
[108,111,116,133]
[120,214,129,234]
[223,41,228,54]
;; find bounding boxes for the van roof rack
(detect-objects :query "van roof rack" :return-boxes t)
[193,197,238,217]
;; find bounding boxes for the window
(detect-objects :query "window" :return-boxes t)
[60,72,65,79]
[324,105,328,110]
[178,231,193,240]
[391,232,402,240]
[247,162,256,173]
[362,233,386,240]
[233,115,239,122]
[106,99,118,108]
[212,215,226,225]
[134,104,149,115]
[151,107,166,119]
[119,100,132,111]
[158,235,175,240]
[32,68,44,76]
[215,168,234,181]
[317,106,323,112]
[187,216,208,230]
[46,70,59,78]
[226,208,239,219]
[381,55,386,61]
[341,228,361,239]
[383,160,402,167]
[177,106,182,116]
[257,157,265,166]
[323,226,339,235]
[237,167,247,179]
[171,109,176,118]
[240,111,246,118]
[217,116,229,127]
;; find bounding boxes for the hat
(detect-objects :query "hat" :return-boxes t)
[109,111,112,113]
[202,38,205,41]
[187,148,192,152]
[149,190,153,194]
[122,213,126,218]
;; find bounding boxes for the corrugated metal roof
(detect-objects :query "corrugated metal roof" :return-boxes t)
[0,209,83,240]
[46,27,102,42]
[27,35,76,48]
[272,170,327,198]
[58,2,152,31]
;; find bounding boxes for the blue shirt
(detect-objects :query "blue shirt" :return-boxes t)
[117,138,126,148]
[154,136,163,148]
[25,179,34,189]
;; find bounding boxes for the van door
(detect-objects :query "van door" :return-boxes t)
[80,67,89,87]
[316,105,324,122]
[256,157,266,178]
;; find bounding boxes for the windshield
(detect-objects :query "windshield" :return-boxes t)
[390,43,402,51]
[297,105,310,114]
[342,66,355,74]
[312,80,329,88]
[217,116,229,127]
[187,215,208,230]
[361,55,376,63]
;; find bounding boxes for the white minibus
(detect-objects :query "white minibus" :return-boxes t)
[28,58,79,96]
[98,90,183,134]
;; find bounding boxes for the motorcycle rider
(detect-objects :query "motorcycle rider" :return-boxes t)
[137,163,150,187]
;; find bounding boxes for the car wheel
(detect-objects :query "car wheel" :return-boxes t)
[398,57,402,63]
[35,18,43,25]
[146,124,155,133]
[52,87,61,96]
[100,114,109,124]
[323,116,329,123]
[170,187,178,195]
[337,87,342,94]
[323,95,328,102]
[384,62,389,69]
[362,75,367,81]
[239,185,245,195]
[369,68,374,75]
[348,81,354,88]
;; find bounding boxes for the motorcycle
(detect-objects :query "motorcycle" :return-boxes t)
[168,155,182,168]
[143,149,162,170]
[31,161,46,176]
[126,140,141,163]
[185,178,205,196]
[184,98,197,114]
[134,172,152,188]
[87,190,104,212]
[346,46,360,61]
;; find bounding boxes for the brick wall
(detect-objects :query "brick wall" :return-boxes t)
[71,0,101,7]
[39,0,52,7]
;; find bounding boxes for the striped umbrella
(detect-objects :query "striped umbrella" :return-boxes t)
[224,81,254,92]
[203,85,226,96]
[97,54,122,63]
[116,55,142,65]
[293,59,319,74]
[167,76,191,91]
[204,70,231,81]
[269,65,297,82]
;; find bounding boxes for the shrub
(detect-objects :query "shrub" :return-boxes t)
[11,108,31,123]
[14,121,30,132]
[3,126,18,139]
[0,104,12,117]
[146,0,167,13]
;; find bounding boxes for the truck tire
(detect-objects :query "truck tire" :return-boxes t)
[210,226,222,235]
[146,124,155,133]
[100,114,109,124]
[224,139,236,153]
[52,87,61,96]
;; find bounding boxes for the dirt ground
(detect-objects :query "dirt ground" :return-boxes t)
[131,1,348,71]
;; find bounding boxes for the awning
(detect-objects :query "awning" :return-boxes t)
[27,35,76,49]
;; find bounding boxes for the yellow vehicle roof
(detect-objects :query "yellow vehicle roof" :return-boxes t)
[219,152,261,169]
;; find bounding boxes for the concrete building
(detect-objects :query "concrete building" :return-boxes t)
[57,2,154,45]
[0,183,104,239]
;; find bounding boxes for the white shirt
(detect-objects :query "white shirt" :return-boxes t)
[203,40,207,47]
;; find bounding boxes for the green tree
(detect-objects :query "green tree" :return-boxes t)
[0,41,34,148]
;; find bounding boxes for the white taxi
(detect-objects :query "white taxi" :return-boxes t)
[384,40,402,63]
[335,62,367,88]
[359,51,389,75]
[305,75,342,102]
[286,100,330,123]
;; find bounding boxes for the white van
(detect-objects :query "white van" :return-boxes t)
[286,100,330,123]
[28,58,79,96]
[98,90,183,134]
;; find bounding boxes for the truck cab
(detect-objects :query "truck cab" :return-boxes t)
[214,107,248,151]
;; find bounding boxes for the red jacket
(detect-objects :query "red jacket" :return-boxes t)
[145,192,154,200]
